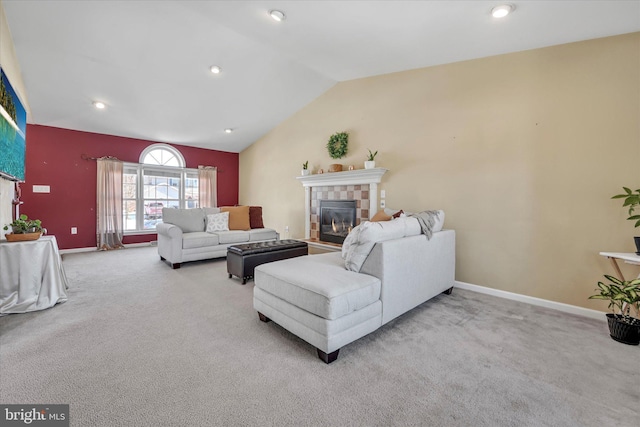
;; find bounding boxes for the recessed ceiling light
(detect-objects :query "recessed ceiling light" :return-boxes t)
[224,128,233,134]
[93,101,106,109]
[269,10,286,22]
[210,65,222,74]
[491,4,514,18]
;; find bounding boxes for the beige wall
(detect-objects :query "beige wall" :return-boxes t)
[239,33,640,311]
[0,0,30,234]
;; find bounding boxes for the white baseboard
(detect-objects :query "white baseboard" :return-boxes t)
[60,241,156,255]
[59,247,96,254]
[454,281,606,321]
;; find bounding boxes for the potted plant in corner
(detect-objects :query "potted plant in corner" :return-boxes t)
[589,275,640,345]
[3,214,44,242]
[364,149,378,169]
[301,161,310,176]
[612,187,640,254]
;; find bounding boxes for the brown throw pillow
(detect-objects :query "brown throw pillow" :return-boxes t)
[370,211,392,222]
[220,206,251,230]
[249,206,264,229]
[392,209,404,218]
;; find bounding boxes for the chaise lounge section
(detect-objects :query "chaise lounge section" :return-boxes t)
[253,212,455,363]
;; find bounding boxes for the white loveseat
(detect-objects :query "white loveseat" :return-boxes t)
[156,207,278,269]
[253,212,455,363]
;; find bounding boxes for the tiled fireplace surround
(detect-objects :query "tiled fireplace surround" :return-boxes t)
[297,168,388,241]
[310,185,369,241]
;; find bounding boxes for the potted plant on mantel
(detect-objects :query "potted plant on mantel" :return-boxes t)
[364,149,378,169]
[301,161,310,176]
[589,275,640,345]
[612,186,640,254]
[3,214,44,242]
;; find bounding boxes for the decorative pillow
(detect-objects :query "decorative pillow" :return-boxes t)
[249,206,264,229]
[221,206,251,230]
[432,210,445,232]
[342,217,422,272]
[206,212,229,232]
[383,208,405,218]
[370,211,391,222]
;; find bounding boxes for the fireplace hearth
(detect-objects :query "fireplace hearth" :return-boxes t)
[319,200,356,244]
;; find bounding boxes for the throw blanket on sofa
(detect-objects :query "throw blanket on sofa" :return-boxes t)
[409,210,441,240]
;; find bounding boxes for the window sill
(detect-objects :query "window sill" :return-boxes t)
[123,229,158,236]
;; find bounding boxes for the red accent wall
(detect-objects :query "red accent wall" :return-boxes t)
[21,125,239,250]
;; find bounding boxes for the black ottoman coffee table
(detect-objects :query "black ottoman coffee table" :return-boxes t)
[227,240,308,284]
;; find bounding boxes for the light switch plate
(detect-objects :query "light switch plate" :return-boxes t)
[380,190,386,198]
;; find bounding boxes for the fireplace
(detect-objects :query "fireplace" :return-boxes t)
[319,200,356,244]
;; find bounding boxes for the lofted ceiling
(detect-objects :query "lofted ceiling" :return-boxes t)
[3,0,640,153]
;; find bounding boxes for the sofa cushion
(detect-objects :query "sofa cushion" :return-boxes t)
[255,253,381,320]
[221,206,251,231]
[183,231,220,249]
[162,208,205,233]
[203,207,221,216]
[215,230,250,244]
[206,212,229,232]
[249,206,264,229]
[248,228,278,242]
[342,217,422,272]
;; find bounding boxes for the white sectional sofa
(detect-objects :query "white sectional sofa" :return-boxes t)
[156,207,278,269]
[253,212,455,363]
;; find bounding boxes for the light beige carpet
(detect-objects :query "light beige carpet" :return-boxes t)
[0,246,637,426]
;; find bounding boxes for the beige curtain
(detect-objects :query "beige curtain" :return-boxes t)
[198,166,217,208]
[96,158,124,250]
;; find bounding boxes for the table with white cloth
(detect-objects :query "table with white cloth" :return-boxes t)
[0,235,69,315]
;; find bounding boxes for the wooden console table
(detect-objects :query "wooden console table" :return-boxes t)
[0,235,69,315]
[599,252,640,281]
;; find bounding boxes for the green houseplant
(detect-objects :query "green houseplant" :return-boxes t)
[365,149,378,169]
[301,160,310,176]
[3,214,43,241]
[612,187,640,254]
[589,275,640,345]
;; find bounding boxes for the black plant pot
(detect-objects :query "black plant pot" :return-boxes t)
[634,236,640,255]
[606,313,640,345]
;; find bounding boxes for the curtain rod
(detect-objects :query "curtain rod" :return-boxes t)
[81,154,222,172]
[81,154,120,161]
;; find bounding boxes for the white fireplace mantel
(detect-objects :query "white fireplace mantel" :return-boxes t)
[297,168,388,239]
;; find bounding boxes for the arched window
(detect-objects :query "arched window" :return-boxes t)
[139,144,185,167]
[122,144,198,233]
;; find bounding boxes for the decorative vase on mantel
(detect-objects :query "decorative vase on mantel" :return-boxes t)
[301,169,310,176]
[364,161,375,169]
